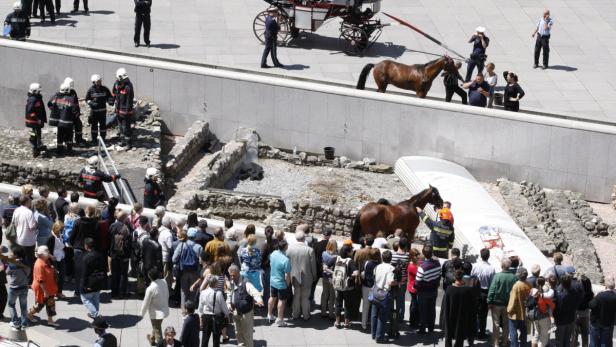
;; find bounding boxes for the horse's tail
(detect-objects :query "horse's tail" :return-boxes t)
[356,63,375,90]
[351,211,362,243]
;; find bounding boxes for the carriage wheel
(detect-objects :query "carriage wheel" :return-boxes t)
[253,9,292,45]
[339,26,368,56]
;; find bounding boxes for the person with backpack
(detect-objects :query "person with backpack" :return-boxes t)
[227,264,264,347]
[529,277,555,347]
[140,267,169,346]
[554,274,583,347]
[390,237,410,337]
[198,275,230,347]
[80,237,108,320]
[332,243,359,329]
[172,229,202,308]
[109,211,132,299]
[507,267,532,347]
[320,239,338,320]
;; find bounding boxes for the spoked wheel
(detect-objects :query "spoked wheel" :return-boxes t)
[253,8,292,45]
[339,25,368,56]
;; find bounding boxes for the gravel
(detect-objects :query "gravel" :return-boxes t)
[229,159,411,210]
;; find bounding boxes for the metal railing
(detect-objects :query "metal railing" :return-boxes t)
[96,136,136,205]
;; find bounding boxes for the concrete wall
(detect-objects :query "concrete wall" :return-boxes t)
[1,40,616,202]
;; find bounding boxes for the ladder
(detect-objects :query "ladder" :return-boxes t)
[96,136,137,205]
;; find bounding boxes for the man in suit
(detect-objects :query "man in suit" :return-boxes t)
[285,228,316,320]
[260,8,283,68]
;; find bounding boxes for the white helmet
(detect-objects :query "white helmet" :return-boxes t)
[146,167,158,179]
[59,82,71,94]
[116,68,128,81]
[63,77,74,89]
[29,83,42,94]
[12,1,22,10]
[91,74,102,83]
[87,156,99,166]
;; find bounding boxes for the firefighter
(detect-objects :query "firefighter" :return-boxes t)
[25,83,47,157]
[4,2,31,41]
[143,167,164,208]
[63,77,87,146]
[48,82,79,155]
[112,68,135,149]
[85,74,113,144]
[79,156,121,199]
[416,206,455,259]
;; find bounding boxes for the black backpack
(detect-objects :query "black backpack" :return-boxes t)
[525,294,540,321]
[233,279,255,314]
[112,224,130,256]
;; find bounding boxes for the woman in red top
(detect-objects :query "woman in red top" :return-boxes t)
[407,248,421,328]
[28,245,59,327]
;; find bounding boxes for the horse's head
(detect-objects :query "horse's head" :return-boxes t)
[427,185,444,209]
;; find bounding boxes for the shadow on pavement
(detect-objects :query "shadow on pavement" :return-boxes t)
[547,65,577,72]
[55,317,91,332]
[282,64,310,71]
[149,43,181,49]
[285,32,406,58]
[106,313,141,329]
[88,10,115,15]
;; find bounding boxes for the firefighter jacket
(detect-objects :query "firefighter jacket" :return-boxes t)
[25,93,47,128]
[79,166,118,198]
[143,178,164,208]
[48,92,79,129]
[112,79,135,118]
[4,11,30,39]
[85,85,113,113]
[419,211,455,253]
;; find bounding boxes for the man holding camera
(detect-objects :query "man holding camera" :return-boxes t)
[532,9,553,69]
[465,26,489,82]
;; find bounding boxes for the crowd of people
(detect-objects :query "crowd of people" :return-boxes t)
[1,183,615,347]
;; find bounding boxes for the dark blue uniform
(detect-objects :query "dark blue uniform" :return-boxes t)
[25,93,47,156]
[4,11,30,40]
[261,14,282,68]
[465,34,489,82]
[143,178,164,208]
[133,0,151,47]
[79,167,118,198]
[48,92,79,152]
[112,79,135,147]
[85,84,113,142]
[419,211,454,259]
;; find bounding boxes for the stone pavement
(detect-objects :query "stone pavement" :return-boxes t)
[25,0,616,121]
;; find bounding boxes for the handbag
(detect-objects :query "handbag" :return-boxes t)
[211,290,227,334]
[368,284,390,304]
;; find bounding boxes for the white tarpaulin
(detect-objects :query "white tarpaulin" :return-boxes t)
[395,156,551,271]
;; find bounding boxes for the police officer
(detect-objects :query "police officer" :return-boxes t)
[63,77,87,147]
[465,26,489,82]
[260,8,283,69]
[143,167,164,208]
[85,74,113,144]
[4,2,30,41]
[416,207,454,259]
[112,68,135,149]
[79,156,120,199]
[133,0,151,48]
[442,61,467,105]
[25,83,47,157]
[48,82,79,155]
[71,0,88,15]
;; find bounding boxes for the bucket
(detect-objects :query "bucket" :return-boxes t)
[494,92,504,106]
[323,147,335,160]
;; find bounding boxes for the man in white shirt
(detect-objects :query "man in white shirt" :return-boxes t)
[140,267,170,346]
[157,214,175,292]
[12,196,37,280]
[532,9,554,69]
[227,264,264,347]
[372,250,396,343]
[471,248,496,339]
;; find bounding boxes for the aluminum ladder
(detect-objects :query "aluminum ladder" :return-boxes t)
[96,136,137,205]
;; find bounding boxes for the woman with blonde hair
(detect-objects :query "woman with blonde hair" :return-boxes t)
[28,246,59,327]
[321,239,338,319]
[46,221,66,299]
[238,234,263,292]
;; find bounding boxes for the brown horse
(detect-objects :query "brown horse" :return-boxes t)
[351,186,444,243]
[356,56,456,98]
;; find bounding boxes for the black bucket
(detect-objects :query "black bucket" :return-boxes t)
[323,146,335,160]
[494,92,504,106]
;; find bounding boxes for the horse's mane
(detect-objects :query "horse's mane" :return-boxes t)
[411,57,444,69]
[404,187,430,204]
